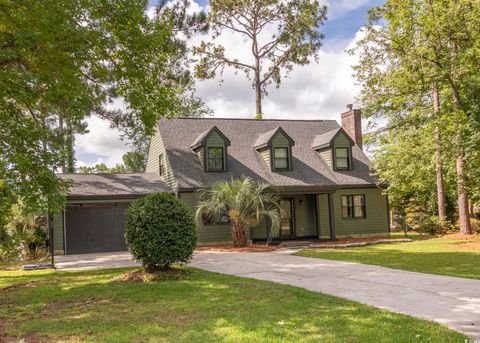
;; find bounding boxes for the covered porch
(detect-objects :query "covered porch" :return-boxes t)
[250,192,336,243]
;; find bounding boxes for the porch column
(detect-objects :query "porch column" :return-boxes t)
[327,193,336,240]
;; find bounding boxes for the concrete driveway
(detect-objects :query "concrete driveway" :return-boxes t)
[55,251,139,270]
[55,249,480,339]
[191,250,480,340]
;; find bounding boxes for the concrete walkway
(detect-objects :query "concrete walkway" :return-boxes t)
[191,250,480,340]
[55,250,480,339]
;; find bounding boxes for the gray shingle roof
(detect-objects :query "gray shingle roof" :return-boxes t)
[254,127,295,149]
[157,118,377,190]
[59,173,171,198]
[312,127,354,150]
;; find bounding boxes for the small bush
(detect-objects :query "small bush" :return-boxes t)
[406,212,443,236]
[471,218,480,234]
[125,192,197,271]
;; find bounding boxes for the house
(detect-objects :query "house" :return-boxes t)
[51,173,170,254]
[146,105,389,244]
[51,105,390,255]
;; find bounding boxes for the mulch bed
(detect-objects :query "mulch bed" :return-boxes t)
[195,245,279,253]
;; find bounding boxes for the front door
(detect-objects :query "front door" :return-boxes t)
[279,199,295,238]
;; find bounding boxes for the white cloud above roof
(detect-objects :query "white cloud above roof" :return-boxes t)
[75,0,368,167]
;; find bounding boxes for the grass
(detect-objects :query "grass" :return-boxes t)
[296,233,480,280]
[0,267,467,342]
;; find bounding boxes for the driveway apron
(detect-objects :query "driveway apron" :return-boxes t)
[190,250,480,340]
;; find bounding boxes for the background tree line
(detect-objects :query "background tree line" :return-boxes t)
[352,0,480,234]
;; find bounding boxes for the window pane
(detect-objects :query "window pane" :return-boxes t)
[341,196,349,206]
[354,206,364,218]
[274,158,288,169]
[336,158,348,169]
[275,148,288,158]
[336,148,348,158]
[209,147,222,158]
[342,206,350,218]
[353,195,364,206]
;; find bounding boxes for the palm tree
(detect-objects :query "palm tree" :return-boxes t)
[195,177,281,247]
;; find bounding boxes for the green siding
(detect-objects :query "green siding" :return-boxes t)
[206,131,225,147]
[258,147,271,169]
[317,194,331,238]
[145,131,176,190]
[333,132,351,147]
[333,188,389,237]
[271,132,290,147]
[179,192,232,244]
[52,211,64,253]
[318,148,332,168]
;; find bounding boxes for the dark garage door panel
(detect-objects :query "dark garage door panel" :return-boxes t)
[65,203,129,254]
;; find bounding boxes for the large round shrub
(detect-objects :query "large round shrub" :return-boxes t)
[125,192,197,271]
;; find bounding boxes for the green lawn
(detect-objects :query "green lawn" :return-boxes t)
[0,267,466,342]
[296,234,480,280]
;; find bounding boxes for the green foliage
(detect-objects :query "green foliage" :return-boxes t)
[352,0,480,224]
[406,211,443,236]
[78,151,147,174]
[470,218,480,234]
[0,204,47,262]
[125,193,197,271]
[122,151,146,173]
[0,0,209,234]
[194,0,327,116]
[195,177,280,246]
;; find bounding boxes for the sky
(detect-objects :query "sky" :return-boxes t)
[75,0,384,168]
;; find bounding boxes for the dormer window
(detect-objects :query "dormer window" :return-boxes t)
[254,127,294,172]
[207,147,224,171]
[334,147,351,170]
[273,147,290,171]
[190,126,231,172]
[312,128,355,170]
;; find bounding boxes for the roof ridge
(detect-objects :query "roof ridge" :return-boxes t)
[165,117,338,122]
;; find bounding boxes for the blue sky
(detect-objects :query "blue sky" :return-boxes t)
[76,0,385,167]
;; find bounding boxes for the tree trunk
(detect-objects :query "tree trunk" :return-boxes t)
[432,87,447,227]
[254,61,262,119]
[449,42,472,235]
[231,223,247,247]
[58,115,66,173]
[456,151,472,234]
[65,119,75,173]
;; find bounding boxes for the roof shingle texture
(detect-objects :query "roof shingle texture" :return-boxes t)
[59,173,170,198]
[158,118,377,190]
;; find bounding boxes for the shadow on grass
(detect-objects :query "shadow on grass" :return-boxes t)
[0,267,466,343]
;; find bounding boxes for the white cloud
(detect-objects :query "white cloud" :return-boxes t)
[195,27,364,121]
[75,0,365,167]
[75,116,130,168]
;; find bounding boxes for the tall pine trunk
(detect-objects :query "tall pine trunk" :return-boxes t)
[58,115,66,173]
[255,68,262,119]
[65,119,75,173]
[432,87,447,227]
[449,43,472,235]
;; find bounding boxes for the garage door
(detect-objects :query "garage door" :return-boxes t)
[65,203,129,254]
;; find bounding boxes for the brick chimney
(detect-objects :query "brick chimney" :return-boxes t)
[341,104,363,149]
